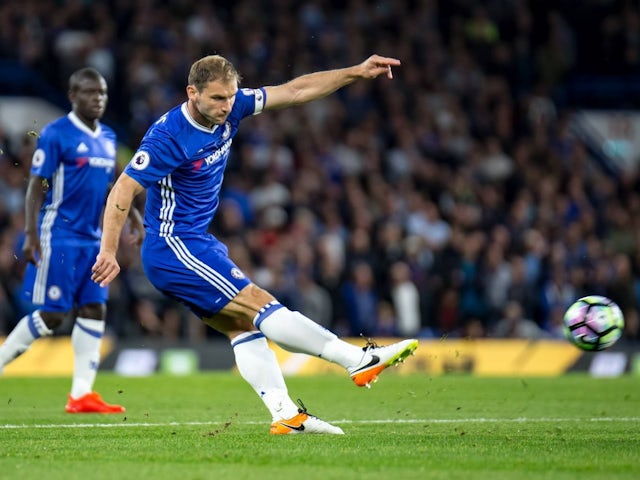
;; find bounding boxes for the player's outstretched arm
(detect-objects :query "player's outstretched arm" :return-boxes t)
[92,172,144,287]
[263,54,400,110]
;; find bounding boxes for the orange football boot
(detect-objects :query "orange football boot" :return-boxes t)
[65,392,126,414]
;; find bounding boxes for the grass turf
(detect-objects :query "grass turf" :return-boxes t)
[1,372,638,480]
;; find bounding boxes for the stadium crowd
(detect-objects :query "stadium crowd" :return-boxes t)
[1,0,639,343]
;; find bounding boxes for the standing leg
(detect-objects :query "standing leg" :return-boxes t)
[231,331,300,419]
[230,330,344,434]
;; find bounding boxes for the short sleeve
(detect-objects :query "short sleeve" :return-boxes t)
[30,125,59,179]
[237,87,266,117]
[124,129,185,187]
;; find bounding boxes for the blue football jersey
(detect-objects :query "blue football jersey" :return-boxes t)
[30,112,117,241]
[124,87,266,236]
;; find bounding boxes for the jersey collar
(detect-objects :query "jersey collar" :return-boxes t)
[68,112,102,137]
[181,102,219,134]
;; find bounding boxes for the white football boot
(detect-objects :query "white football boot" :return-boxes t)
[270,399,344,435]
[348,338,418,388]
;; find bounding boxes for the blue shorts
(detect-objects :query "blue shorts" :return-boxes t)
[22,237,107,312]
[141,232,251,318]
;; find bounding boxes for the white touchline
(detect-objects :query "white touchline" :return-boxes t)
[1,417,639,429]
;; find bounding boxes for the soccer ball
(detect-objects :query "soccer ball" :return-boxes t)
[563,295,625,351]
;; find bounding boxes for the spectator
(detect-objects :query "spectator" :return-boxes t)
[0,0,639,344]
[491,300,549,340]
[389,261,422,337]
[341,261,379,337]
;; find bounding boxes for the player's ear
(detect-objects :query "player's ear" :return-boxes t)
[186,85,198,101]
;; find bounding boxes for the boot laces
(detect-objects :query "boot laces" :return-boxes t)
[296,398,308,414]
[360,334,380,351]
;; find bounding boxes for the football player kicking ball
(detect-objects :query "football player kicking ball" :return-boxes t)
[91,54,418,434]
[0,68,143,413]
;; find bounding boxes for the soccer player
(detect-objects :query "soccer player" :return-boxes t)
[91,54,418,434]
[0,68,143,413]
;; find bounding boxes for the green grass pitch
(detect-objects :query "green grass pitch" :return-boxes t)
[1,372,639,480]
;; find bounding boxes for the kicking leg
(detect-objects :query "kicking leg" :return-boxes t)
[255,302,418,388]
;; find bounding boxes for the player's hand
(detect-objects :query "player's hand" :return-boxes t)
[91,251,120,287]
[22,232,41,266]
[359,55,401,80]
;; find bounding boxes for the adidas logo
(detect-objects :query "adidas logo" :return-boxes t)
[76,142,89,153]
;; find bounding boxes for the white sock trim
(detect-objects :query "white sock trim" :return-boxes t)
[252,301,283,328]
[74,317,105,339]
[31,311,54,337]
[231,330,266,348]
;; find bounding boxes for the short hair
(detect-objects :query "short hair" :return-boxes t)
[188,55,241,91]
[68,67,104,92]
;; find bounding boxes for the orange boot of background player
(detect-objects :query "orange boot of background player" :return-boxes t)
[65,392,125,413]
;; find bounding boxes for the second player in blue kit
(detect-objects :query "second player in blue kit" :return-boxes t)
[0,67,143,413]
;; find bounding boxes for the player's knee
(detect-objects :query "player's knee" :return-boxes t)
[39,311,66,330]
[243,283,276,307]
[203,315,254,337]
[78,303,106,320]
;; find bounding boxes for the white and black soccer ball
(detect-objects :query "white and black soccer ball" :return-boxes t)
[563,295,625,351]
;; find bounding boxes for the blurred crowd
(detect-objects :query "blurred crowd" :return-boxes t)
[1,0,640,344]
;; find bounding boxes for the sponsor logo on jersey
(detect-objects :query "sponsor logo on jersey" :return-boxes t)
[76,156,115,170]
[200,139,232,166]
[88,157,116,168]
[192,159,204,172]
[131,151,151,170]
